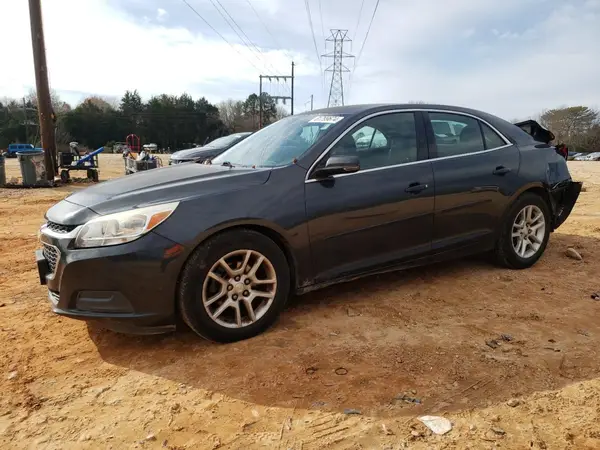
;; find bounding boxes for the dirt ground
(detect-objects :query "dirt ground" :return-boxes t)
[1,154,600,449]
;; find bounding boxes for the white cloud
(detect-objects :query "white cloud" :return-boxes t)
[0,0,313,105]
[156,8,168,21]
[348,0,600,118]
[0,0,597,119]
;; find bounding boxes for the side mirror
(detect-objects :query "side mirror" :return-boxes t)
[313,155,360,179]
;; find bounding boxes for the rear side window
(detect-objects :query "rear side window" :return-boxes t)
[429,112,484,158]
[481,123,506,149]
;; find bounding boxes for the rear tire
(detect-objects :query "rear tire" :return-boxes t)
[495,192,551,269]
[178,229,290,343]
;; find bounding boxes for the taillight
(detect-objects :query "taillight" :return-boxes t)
[556,143,568,160]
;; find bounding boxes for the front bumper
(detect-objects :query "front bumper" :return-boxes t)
[36,228,187,334]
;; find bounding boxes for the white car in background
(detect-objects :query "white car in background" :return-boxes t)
[574,152,600,161]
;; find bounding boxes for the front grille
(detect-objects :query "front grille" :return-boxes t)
[42,243,60,275]
[46,221,77,234]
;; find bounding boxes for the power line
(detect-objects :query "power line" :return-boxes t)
[245,0,294,61]
[347,0,379,103]
[318,0,326,102]
[318,0,325,41]
[352,0,366,43]
[180,0,262,72]
[210,0,282,75]
[206,0,271,73]
[354,0,380,71]
[304,0,323,76]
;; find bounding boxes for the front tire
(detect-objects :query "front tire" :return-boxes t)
[178,229,291,342]
[495,192,551,269]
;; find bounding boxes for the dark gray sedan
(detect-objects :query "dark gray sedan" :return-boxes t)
[169,132,252,164]
[36,104,581,342]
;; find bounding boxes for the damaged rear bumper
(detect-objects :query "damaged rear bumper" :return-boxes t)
[549,180,582,230]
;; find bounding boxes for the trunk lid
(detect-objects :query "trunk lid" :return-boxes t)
[514,120,568,159]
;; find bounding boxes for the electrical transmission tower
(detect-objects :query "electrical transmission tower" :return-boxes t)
[322,29,354,107]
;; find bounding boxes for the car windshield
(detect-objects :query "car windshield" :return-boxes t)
[203,134,247,149]
[211,113,347,167]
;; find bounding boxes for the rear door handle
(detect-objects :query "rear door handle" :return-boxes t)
[405,182,428,194]
[493,166,511,176]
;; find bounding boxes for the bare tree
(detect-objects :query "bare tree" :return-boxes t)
[275,105,289,121]
[539,106,598,144]
[79,96,114,111]
[217,99,244,131]
[25,87,65,110]
[532,106,600,152]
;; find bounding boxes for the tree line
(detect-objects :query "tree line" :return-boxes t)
[0,90,287,152]
[1,91,597,153]
[537,106,600,153]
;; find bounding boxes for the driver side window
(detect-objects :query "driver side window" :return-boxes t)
[328,112,417,170]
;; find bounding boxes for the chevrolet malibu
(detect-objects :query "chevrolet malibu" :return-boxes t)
[36,104,582,342]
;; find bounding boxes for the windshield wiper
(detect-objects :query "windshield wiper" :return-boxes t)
[221,161,234,168]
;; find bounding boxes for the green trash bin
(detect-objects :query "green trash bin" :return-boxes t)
[17,151,47,186]
[0,154,6,186]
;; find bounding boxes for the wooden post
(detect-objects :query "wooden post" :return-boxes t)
[290,61,295,115]
[259,76,263,129]
[28,0,56,180]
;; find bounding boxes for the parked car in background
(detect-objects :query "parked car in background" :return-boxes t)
[36,104,581,343]
[5,143,43,157]
[169,132,252,165]
[581,152,600,161]
[572,152,600,161]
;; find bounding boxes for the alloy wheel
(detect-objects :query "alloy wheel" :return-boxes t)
[511,204,546,259]
[202,249,277,328]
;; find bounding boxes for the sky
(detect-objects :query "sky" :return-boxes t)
[1,0,599,120]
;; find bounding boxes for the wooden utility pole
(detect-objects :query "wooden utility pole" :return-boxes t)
[290,61,295,115]
[28,0,56,180]
[259,75,263,130]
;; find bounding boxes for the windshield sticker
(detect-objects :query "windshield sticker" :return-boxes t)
[309,115,344,124]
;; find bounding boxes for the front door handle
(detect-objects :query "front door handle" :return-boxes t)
[493,166,511,176]
[405,182,428,194]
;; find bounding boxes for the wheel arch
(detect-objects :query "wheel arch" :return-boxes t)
[496,182,554,239]
[174,221,300,312]
[517,185,553,214]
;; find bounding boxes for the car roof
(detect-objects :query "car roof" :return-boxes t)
[303,103,533,145]
[307,103,496,117]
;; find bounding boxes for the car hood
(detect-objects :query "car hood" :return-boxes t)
[171,147,220,160]
[46,163,271,224]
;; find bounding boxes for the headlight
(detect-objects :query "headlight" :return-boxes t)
[74,202,179,248]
